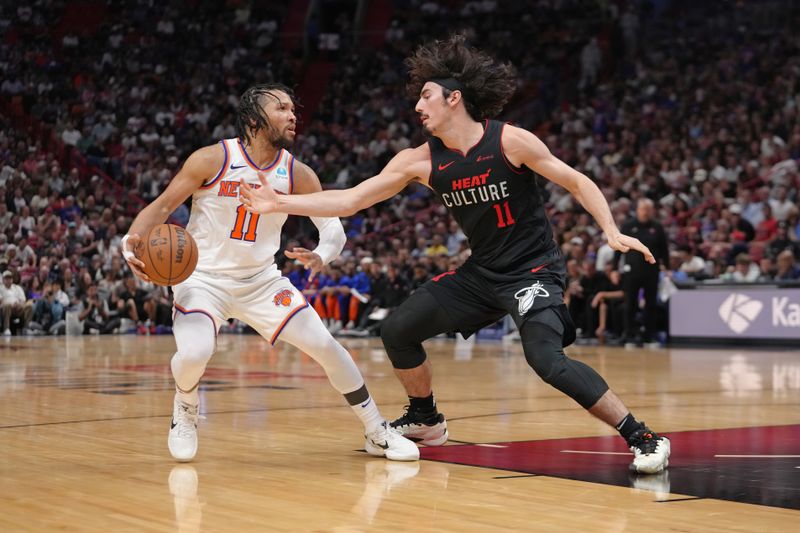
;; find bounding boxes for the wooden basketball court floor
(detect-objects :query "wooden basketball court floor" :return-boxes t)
[1,333,798,532]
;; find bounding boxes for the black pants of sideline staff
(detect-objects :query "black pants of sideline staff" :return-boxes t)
[622,268,659,343]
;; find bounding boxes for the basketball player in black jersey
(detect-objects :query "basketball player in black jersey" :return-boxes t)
[240,35,670,474]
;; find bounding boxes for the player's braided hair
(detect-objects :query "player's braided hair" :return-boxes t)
[406,34,517,120]
[235,83,295,146]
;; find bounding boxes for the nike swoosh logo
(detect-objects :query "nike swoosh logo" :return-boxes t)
[170,419,177,430]
[438,161,455,171]
[230,164,247,170]
[371,439,390,450]
[530,264,548,273]
[361,398,372,408]
[477,155,494,162]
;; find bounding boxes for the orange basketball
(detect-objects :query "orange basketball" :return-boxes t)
[134,224,198,286]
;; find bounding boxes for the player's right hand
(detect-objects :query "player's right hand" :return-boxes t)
[607,232,656,264]
[121,233,151,282]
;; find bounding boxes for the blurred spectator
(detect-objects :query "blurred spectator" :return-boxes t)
[769,186,794,222]
[591,267,624,344]
[768,221,800,260]
[774,250,800,281]
[425,234,448,257]
[566,260,609,340]
[352,263,410,336]
[726,230,750,266]
[755,203,778,242]
[446,221,466,255]
[1,270,33,335]
[722,253,761,283]
[728,204,755,242]
[119,276,155,329]
[30,281,67,335]
[676,246,708,280]
[78,284,120,334]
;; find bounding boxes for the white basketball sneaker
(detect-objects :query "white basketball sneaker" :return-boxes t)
[628,426,670,474]
[365,421,420,461]
[390,407,449,446]
[169,396,199,462]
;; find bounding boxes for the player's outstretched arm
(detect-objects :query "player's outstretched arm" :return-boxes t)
[502,125,655,264]
[288,159,347,279]
[122,144,223,280]
[239,146,430,218]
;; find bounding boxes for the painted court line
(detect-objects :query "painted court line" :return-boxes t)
[715,455,800,458]
[560,450,630,455]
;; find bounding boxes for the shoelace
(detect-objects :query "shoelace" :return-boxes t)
[391,406,415,428]
[175,404,200,438]
[394,405,440,426]
[369,422,395,443]
[629,429,660,454]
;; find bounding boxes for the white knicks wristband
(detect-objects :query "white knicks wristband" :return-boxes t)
[312,243,339,266]
[121,234,135,261]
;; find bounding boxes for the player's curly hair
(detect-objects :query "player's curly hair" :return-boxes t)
[235,83,295,146]
[405,34,517,120]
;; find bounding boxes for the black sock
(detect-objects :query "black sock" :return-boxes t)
[409,393,436,414]
[615,413,643,442]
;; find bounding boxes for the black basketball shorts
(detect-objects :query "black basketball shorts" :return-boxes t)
[420,255,576,347]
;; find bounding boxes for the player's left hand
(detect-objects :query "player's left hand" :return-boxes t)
[285,247,324,280]
[240,173,279,214]
[607,233,656,264]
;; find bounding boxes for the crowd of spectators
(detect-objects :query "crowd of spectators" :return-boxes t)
[1,0,799,342]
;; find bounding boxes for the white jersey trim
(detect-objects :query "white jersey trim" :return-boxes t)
[200,140,229,189]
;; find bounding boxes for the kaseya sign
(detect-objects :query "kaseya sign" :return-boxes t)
[718,293,763,333]
[671,287,800,340]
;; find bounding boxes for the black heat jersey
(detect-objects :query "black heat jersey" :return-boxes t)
[428,119,557,272]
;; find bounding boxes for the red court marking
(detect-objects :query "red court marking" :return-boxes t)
[420,424,800,510]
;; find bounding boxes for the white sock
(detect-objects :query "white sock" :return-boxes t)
[175,387,199,407]
[350,394,384,434]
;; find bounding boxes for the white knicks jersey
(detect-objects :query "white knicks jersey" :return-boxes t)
[186,138,295,279]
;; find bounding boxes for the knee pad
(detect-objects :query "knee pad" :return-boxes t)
[380,310,427,369]
[173,312,216,366]
[379,310,405,351]
[521,310,608,409]
[381,288,454,370]
[523,303,576,347]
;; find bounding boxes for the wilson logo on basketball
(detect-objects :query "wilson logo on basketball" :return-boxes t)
[175,230,186,263]
[273,289,294,307]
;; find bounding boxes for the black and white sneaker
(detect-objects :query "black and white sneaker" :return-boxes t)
[168,396,199,462]
[364,421,420,461]
[628,425,670,474]
[390,407,449,446]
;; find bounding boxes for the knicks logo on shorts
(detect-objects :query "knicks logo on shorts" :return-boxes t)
[514,281,549,315]
[273,288,294,307]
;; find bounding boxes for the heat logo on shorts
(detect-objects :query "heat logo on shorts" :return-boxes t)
[273,289,294,307]
[514,281,549,315]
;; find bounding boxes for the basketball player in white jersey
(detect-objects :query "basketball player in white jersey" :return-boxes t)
[121,84,418,462]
